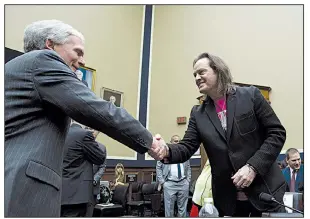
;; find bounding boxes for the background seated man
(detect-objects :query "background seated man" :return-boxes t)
[282,148,304,193]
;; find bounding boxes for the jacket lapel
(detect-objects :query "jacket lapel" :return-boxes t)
[226,90,237,142]
[204,98,227,141]
[296,165,303,186]
[284,168,291,185]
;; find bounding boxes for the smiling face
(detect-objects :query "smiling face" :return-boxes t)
[193,58,218,95]
[286,152,301,170]
[46,35,85,72]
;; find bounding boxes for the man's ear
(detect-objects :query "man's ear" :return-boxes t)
[45,39,55,50]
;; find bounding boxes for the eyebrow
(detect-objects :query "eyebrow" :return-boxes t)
[193,68,205,76]
[75,48,84,56]
[292,158,301,160]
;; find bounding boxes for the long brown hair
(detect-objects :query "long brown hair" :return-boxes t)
[193,52,235,95]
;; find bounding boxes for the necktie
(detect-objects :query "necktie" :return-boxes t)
[290,170,296,192]
[177,163,182,179]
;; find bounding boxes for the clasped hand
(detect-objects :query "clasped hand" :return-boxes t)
[148,134,168,161]
[231,164,256,189]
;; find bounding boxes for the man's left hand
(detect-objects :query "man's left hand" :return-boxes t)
[231,164,256,189]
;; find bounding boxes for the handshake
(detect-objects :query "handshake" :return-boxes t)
[148,134,169,161]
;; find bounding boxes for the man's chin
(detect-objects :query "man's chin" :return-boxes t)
[198,87,208,94]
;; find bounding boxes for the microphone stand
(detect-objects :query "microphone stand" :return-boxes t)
[271,198,303,214]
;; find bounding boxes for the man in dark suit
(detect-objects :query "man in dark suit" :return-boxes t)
[85,129,107,217]
[5,20,164,217]
[156,52,287,217]
[282,148,304,192]
[61,122,106,216]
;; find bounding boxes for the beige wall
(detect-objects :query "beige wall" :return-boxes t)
[5,5,303,159]
[149,5,303,151]
[5,5,144,158]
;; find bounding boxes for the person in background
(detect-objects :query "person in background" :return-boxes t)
[86,129,107,217]
[190,157,212,217]
[115,163,125,187]
[282,148,304,192]
[156,135,191,217]
[61,122,105,217]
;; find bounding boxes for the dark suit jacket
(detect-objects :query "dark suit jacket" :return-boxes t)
[93,142,107,196]
[61,124,105,205]
[282,165,304,192]
[5,49,153,217]
[167,86,286,215]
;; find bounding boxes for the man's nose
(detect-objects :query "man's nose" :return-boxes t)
[195,74,201,80]
[79,57,85,66]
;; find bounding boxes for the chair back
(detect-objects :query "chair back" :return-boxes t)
[112,184,129,208]
[128,182,144,201]
[142,182,159,201]
[150,193,162,212]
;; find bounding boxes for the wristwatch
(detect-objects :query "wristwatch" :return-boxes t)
[246,164,257,174]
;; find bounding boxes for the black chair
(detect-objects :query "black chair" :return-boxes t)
[127,182,145,216]
[93,184,129,217]
[150,193,162,217]
[141,182,162,216]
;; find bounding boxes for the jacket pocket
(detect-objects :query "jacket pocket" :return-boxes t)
[25,160,61,191]
[235,110,257,135]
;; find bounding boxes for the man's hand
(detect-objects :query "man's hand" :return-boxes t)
[148,134,169,160]
[231,164,256,189]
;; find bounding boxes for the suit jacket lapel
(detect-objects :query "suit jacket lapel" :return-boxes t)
[284,168,291,187]
[226,90,237,142]
[204,99,227,141]
[296,167,302,184]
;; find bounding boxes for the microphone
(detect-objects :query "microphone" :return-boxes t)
[259,192,303,214]
[259,193,276,202]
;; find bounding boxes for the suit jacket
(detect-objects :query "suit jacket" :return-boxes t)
[167,86,286,215]
[61,124,105,205]
[93,142,107,196]
[4,50,153,217]
[282,165,304,192]
[156,160,191,184]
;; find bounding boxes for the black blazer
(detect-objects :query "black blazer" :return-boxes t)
[5,50,153,217]
[61,124,105,205]
[167,86,286,215]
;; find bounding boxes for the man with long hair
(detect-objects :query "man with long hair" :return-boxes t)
[157,52,286,217]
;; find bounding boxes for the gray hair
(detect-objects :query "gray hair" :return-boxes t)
[193,52,235,95]
[23,20,85,53]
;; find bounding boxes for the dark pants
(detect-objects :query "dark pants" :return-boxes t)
[233,201,262,217]
[85,196,98,217]
[61,203,88,217]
